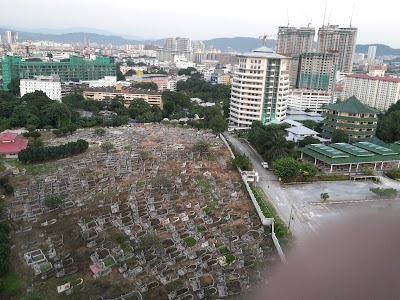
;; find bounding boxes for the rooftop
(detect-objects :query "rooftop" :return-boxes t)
[83,86,162,96]
[0,132,17,142]
[325,96,380,115]
[346,74,400,83]
[285,126,319,136]
[240,47,288,59]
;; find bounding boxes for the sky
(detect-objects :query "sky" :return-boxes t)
[1,0,399,47]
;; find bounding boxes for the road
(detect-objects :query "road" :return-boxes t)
[223,132,400,243]
[223,132,318,241]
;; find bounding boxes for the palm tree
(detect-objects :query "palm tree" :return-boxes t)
[264,131,294,163]
[320,192,329,202]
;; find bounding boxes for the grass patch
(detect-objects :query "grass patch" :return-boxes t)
[202,207,210,214]
[0,164,6,172]
[225,254,236,264]
[219,247,229,255]
[84,216,93,223]
[249,184,294,248]
[0,265,21,294]
[184,237,196,247]
[215,241,224,248]
[103,256,116,267]
[197,226,206,233]
[39,262,52,272]
[4,159,56,175]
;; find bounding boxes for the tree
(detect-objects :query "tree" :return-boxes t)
[272,157,301,181]
[192,139,209,154]
[331,129,349,143]
[299,136,320,148]
[376,111,400,143]
[94,128,106,136]
[208,115,228,133]
[7,77,20,96]
[264,131,295,163]
[101,141,114,153]
[67,124,78,135]
[320,192,329,202]
[231,154,253,171]
[3,184,14,195]
[26,124,37,132]
[46,102,72,128]
[125,69,136,76]
[30,131,41,140]
[299,161,319,177]
[137,231,163,253]
[132,82,158,91]
[44,195,63,209]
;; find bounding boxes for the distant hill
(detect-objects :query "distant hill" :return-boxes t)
[0,27,163,46]
[1,28,399,57]
[355,44,400,57]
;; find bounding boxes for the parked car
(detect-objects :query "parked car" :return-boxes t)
[261,162,269,169]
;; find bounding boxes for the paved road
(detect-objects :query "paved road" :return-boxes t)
[223,132,400,243]
[223,132,318,241]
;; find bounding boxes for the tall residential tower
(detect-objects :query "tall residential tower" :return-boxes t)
[276,26,315,56]
[317,25,358,73]
[229,47,290,128]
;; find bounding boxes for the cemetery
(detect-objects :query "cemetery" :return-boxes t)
[5,125,280,299]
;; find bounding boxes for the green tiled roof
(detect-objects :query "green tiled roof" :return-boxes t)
[325,96,380,114]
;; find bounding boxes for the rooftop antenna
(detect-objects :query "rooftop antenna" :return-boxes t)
[287,7,290,26]
[327,7,334,26]
[349,1,355,27]
[323,0,328,26]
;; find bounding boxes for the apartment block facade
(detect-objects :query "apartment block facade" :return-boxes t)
[344,74,400,111]
[1,55,116,91]
[229,47,290,128]
[317,25,358,73]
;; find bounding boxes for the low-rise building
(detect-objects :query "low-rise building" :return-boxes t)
[0,132,28,158]
[82,85,163,109]
[20,75,61,101]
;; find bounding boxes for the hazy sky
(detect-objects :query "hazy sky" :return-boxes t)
[1,0,399,47]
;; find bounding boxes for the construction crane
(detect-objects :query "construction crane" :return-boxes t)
[258,33,276,47]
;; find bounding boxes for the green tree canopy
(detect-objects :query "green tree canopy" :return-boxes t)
[46,102,72,128]
[376,111,400,143]
[272,157,301,181]
[331,129,349,143]
[299,136,320,148]
[132,82,158,90]
[7,77,21,96]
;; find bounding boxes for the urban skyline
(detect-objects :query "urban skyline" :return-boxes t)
[0,0,399,47]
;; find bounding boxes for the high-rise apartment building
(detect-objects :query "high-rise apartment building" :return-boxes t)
[296,52,337,92]
[229,47,290,128]
[176,38,191,51]
[164,38,177,51]
[317,25,358,73]
[191,40,205,52]
[1,55,116,91]
[3,30,12,44]
[276,26,315,56]
[287,53,337,112]
[367,46,377,64]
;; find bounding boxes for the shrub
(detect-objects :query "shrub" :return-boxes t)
[44,195,63,209]
[370,187,398,198]
[387,168,400,180]
[3,184,14,195]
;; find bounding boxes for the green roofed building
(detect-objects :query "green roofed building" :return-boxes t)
[1,55,116,91]
[321,96,379,140]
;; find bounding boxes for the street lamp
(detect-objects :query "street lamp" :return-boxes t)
[287,204,305,230]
